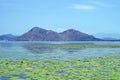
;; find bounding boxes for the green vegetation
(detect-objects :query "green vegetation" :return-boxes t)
[45,45,120,48]
[0,56,120,80]
[24,43,120,49]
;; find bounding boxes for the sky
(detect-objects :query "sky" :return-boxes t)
[0,0,120,35]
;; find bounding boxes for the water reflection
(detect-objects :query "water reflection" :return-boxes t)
[23,43,120,60]
[23,43,84,54]
[0,43,14,47]
[0,41,120,60]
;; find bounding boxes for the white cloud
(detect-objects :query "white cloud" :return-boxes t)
[69,1,115,11]
[91,1,114,7]
[70,4,96,10]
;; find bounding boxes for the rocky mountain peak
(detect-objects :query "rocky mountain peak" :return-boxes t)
[29,27,47,32]
[10,27,100,41]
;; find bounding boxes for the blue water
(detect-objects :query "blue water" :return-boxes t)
[0,41,120,60]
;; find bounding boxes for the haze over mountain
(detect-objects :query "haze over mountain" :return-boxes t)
[0,34,15,41]
[10,27,99,41]
[93,33,120,40]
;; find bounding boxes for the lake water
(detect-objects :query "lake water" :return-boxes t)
[0,41,120,60]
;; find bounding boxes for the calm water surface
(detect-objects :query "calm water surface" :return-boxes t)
[0,41,120,60]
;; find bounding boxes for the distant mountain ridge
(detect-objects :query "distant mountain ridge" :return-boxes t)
[94,33,120,40]
[0,34,15,41]
[10,27,100,41]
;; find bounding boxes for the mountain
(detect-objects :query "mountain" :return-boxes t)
[10,27,100,41]
[0,34,15,41]
[60,29,99,41]
[102,38,119,40]
[11,27,62,41]
[93,33,120,40]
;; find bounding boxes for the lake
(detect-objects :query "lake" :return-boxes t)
[0,41,120,60]
[0,41,120,80]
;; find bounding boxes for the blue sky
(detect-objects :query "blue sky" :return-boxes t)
[0,0,120,35]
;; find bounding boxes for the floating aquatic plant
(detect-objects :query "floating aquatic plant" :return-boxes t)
[0,56,120,80]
